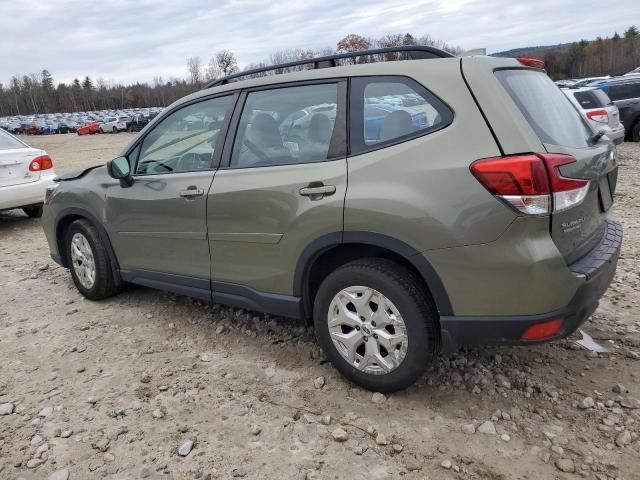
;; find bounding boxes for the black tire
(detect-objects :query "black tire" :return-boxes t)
[313,258,439,393]
[22,205,43,218]
[631,121,640,142]
[65,219,120,300]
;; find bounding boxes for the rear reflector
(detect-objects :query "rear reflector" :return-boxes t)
[29,154,53,172]
[521,318,564,340]
[586,109,609,124]
[470,154,589,215]
[517,57,545,69]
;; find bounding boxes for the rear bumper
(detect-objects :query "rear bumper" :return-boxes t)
[439,220,622,354]
[606,125,625,145]
[0,173,55,211]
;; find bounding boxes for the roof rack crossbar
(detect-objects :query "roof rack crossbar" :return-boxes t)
[203,45,453,89]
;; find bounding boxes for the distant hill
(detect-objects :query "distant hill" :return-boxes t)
[492,43,572,58]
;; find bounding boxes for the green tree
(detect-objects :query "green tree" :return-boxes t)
[82,76,94,91]
[41,70,54,93]
[624,25,639,38]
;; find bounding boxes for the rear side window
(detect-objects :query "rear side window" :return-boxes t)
[608,82,640,101]
[350,76,453,154]
[495,69,593,148]
[0,129,25,150]
[573,89,612,109]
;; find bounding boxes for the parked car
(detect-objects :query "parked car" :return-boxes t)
[591,76,640,141]
[24,125,43,135]
[100,117,127,134]
[572,76,610,87]
[77,122,102,135]
[561,87,625,144]
[127,114,149,132]
[0,128,55,217]
[42,48,621,392]
[57,122,77,134]
[364,103,428,142]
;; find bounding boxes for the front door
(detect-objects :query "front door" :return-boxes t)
[105,94,236,297]
[208,81,348,300]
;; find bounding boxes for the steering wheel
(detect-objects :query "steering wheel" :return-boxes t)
[139,159,173,174]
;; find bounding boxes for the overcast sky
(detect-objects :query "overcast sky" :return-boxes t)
[1,0,638,85]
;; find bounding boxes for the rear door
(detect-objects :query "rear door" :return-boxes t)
[494,68,617,262]
[207,81,348,298]
[0,130,41,188]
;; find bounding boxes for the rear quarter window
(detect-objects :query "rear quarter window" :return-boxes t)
[495,69,593,148]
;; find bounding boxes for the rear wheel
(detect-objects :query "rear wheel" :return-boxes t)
[313,258,439,392]
[22,205,43,218]
[631,121,640,142]
[65,219,120,300]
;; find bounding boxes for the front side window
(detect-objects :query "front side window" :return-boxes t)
[351,77,453,154]
[135,95,233,175]
[230,83,344,168]
[608,82,640,101]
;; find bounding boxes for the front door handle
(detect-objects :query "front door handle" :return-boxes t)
[299,182,336,200]
[179,186,204,199]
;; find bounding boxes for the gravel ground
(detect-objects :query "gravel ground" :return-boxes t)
[0,134,639,480]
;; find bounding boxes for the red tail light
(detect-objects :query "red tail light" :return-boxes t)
[517,57,545,69]
[28,154,53,172]
[470,154,589,215]
[521,318,564,340]
[586,109,608,124]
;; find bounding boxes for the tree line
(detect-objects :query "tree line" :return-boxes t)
[0,32,460,117]
[3,27,638,117]
[514,26,640,80]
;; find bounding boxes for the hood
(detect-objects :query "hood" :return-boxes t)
[54,164,105,182]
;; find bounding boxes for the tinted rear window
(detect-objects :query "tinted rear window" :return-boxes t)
[608,81,640,101]
[573,89,612,109]
[495,69,592,148]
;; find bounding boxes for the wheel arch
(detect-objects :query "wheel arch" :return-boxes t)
[294,232,453,320]
[55,207,121,285]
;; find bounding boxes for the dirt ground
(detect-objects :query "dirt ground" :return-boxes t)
[1,133,639,480]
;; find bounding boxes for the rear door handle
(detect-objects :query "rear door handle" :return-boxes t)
[179,186,204,198]
[299,182,336,199]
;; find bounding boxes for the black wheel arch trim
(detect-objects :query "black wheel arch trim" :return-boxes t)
[293,231,453,317]
[54,207,122,286]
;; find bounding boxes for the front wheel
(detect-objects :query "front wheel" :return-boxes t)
[65,219,120,300]
[313,258,439,393]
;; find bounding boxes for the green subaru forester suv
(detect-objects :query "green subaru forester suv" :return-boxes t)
[42,47,622,392]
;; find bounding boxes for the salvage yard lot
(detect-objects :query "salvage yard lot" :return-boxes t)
[0,133,639,479]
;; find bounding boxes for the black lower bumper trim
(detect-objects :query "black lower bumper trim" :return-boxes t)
[439,220,622,354]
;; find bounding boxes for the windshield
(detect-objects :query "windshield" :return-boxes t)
[495,69,593,148]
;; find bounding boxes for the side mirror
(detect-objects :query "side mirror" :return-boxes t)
[106,156,133,187]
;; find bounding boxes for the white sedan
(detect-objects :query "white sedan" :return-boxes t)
[0,129,56,217]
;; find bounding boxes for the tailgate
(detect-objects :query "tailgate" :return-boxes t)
[462,58,617,264]
[546,142,617,263]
